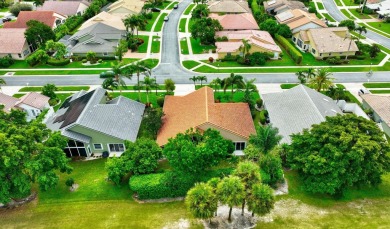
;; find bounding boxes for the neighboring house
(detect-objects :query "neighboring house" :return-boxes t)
[45,88,145,157]
[0,28,31,60]
[0,92,51,121]
[157,87,256,155]
[106,0,144,17]
[292,27,359,59]
[264,0,306,15]
[209,13,259,31]
[275,9,327,34]
[361,94,390,136]
[207,0,251,14]
[3,11,67,29]
[79,11,126,31]
[215,30,282,59]
[365,0,390,19]
[37,1,90,16]
[68,22,126,57]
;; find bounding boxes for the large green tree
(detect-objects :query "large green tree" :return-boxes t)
[41,83,58,100]
[0,108,72,203]
[25,20,56,48]
[249,125,282,154]
[139,76,158,104]
[191,17,222,45]
[259,149,284,187]
[139,107,163,139]
[247,183,275,217]
[288,114,390,197]
[185,182,217,222]
[223,73,245,96]
[217,176,245,222]
[191,4,209,19]
[163,129,234,175]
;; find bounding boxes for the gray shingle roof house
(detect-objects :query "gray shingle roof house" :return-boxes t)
[46,88,145,157]
[68,22,126,57]
[262,85,342,143]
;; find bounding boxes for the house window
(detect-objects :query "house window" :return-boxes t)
[329,53,332,56]
[103,52,108,56]
[234,142,246,151]
[23,49,30,56]
[64,140,87,157]
[94,143,103,150]
[297,39,303,48]
[311,48,316,54]
[320,53,322,57]
[339,52,343,54]
[108,143,125,152]
[292,37,296,42]
[18,53,22,58]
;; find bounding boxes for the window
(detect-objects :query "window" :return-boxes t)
[31,109,36,116]
[108,143,125,152]
[18,53,22,58]
[64,140,87,157]
[292,37,296,42]
[93,143,103,150]
[234,142,246,151]
[103,52,108,56]
[23,49,30,56]
[329,53,332,56]
[339,52,343,55]
[320,53,322,57]
[311,48,316,54]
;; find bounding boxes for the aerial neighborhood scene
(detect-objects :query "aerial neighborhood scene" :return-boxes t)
[1,0,390,227]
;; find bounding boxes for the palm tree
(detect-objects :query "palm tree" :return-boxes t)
[309,68,334,92]
[135,15,147,39]
[189,76,198,86]
[128,61,151,101]
[239,79,257,108]
[217,176,245,222]
[123,14,139,37]
[247,184,275,217]
[210,78,222,92]
[296,70,306,84]
[249,125,282,154]
[111,62,132,94]
[185,183,217,223]
[304,67,316,79]
[239,39,251,57]
[223,73,245,96]
[327,86,345,102]
[139,76,158,104]
[197,75,207,86]
[344,35,358,61]
[102,77,119,91]
[0,77,5,92]
[355,25,367,42]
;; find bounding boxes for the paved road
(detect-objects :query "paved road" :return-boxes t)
[322,0,390,49]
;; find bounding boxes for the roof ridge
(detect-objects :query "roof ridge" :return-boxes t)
[199,121,250,140]
[75,88,103,126]
[299,85,326,121]
[205,87,209,122]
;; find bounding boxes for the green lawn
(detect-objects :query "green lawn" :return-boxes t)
[350,30,366,39]
[349,9,371,19]
[214,91,260,103]
[1,70,105,75]
[143,58,159,69]
[135,35,150,53]
[182,60,201,69]
[322,13,336,22]
[113,85,165,91]
[53,93,74,111]
[280,83,299,89]
[334,0,343,6]
[190,38,215,54]
[19,86,90,92]
[151,36,161,53]
[317,2,325,10]
[166,1,176,9]
[154,13,168,32]
[7,59,138,69]
[111,92,168,107]
[183,3,195,15]
[370,90,390,94]
[340,9,354,19]
[162,0,172,9]
[367,22,390,35]
[180,39,189,54]
[179,18,187,32]
[144,12,160,32]
[341,0,359,6]
[363,83,390,88]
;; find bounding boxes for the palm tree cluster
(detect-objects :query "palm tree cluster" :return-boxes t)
[123,14,148,40]
[189,75,207,86]
[296,68,334,92]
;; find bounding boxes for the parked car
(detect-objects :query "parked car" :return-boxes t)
[151,8,161,12]
[2,17,11,23]
[173,4,178,9]
[99,70,115,78]
[164,16,169,21]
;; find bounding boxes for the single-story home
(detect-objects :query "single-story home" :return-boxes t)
[68,22,126,57]
[276,9,327,34]
[292,27,359,59]
[0,28,31,60]
[37,1,90,16]
[45,88,145,157]
[209,13,259,31]
[0,92,51,121]
[79,11,126,31]
[207,0,251,14]
[262,85,367,143]
[3,11,67,29]
[215,30,282,59]
[361,94,390,136]
[157,86,256,155]
[264,0,306,15]
[106,0,144,17]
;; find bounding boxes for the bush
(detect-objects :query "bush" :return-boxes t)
[222,54,238,62]
[99,71,115,78]
[157,96,165,107]
[65,178,75,187]
[98,59,103,63]
[0,56,14,68]
[209,56,214,63]
[256,98,263,108]
[308,6,317,13]
[275,35,303,64]
[10,3,32,17]
[216,36,228,42]
[260,152,284,187]
[63,15,84,33]
[82,59,87,63]
[326,56,342,65]
[26,50,49,66]
[259,110,267,124]
[356,55,365,60]
[248,52,268,66]
[48,98,58,106]
[144,12,153,19]
[47,58,70,66]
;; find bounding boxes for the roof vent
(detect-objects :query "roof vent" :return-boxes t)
[323,98,329,102]
[331,109,338,113]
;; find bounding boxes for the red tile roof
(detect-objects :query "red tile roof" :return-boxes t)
[3,11,61,28]
[16,92,50,110]
[37,1,88,16]
[209,13,259,30]
[157,87,256,146]
[0,93,20,113]
[0,28,27,54]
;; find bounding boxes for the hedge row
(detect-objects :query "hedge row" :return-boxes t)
[129,168,233,200]
[275,35,303,64]
[251,0,261,14]
[47,58,70,66]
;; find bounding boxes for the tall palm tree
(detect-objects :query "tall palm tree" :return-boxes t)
[135,14,148,39]
[210,78,222,92]
[296,70,306,84]
[304,68,316,79]
[128,61,151,101]
[0,77,5,92]
[355,25,367,42]
[239,78,257,107]
[327,86,345,102]
[344,35,358,61]
[197,75,207,86]
[102,77,119,91]
[223,73,245,96]
[239,39,251,57]
[139,76,158,104]
[309,68,334,92]
[112,62,132,94]
[123,14,139,37]
[189,76,198,86]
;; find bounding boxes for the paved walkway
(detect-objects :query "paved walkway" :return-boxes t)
[174,84,195,95]
[256,84,284,95]
[342,83,365,102]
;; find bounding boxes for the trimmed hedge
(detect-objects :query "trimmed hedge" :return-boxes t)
[251,0,261,14]
[129,168,233,200]
[47,58,70,66]
[259,110,267,124]
[275,35,303,64]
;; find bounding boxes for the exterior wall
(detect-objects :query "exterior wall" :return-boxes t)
[217,45,280,59]
[17,104,43,121]
[291,23,324,34]
[76,3,89,15]
[53,13,67,28]
[69,125,126,156]
[0,41,31,60]
[197,123,248,142]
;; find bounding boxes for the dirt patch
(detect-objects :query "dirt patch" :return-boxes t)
[0,192,37,210]
[162,218,191,229]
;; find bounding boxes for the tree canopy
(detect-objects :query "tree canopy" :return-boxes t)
[191,18,222,45]
[185,183,217,220]
[288,114,390,197]
[25,20,56,47]
[249,125,282,154]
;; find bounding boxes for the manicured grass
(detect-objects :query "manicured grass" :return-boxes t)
[151,36,161,53]
[334,0,343,6]
[363,83,390,88]
[370,90,390,94]
[341,0,359,6]
[340,9,354,19]
[113,85,165,91]
[3,70,105,75]
[0,7,9,12]
[53,93,74,111]
[154,13,168,32]
[317,2,325,10]
[144,12,160,32]
[182,60,201,69]
[322,13,336,22]
[7,59,138,69]
[214,91,260,103]
[166,1,176,9]
[143,58,159,69]
[12,93,26,98]
[179,18,187,32]
[19,86,90,92]
[350,30,366,39]
[162,0,172,9]
[190,38,215,54]
[367,22,390,35]
[180,39,189,54]
[135,35,150,53]
[349,8,371,19]
[183,3,195,15]
[111,92,168,107]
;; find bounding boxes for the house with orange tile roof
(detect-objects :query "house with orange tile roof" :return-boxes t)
[209,13,259,31]
[0,28,32,60]
[275,9,327,34]
[215,30,281,59]
[3,11,67,29]
[157,87,256,155]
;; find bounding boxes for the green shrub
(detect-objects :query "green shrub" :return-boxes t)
[10,3,32,17]
[260,169,271,185]
[48,98,58,106]
[308,6,317,13]
[259,110,267,124]
[157,97,165,107]
[256,98,263,108]
[65,178,75,187]
[275,35,303,64]
[222,54,238,62]
[82,59,87,63]
[356,55,365,60]
[47,58,70,66]
[0,56,14,68]
[326,56,342,65]
[98,59,103,63]
[26,50,49,66]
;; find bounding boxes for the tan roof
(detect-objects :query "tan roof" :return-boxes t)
[37,1,89,16]
[79,12,126,30]
[17,92,50,110]
[264,0,305,11]
[0,93,20,113]
[157,87,255,146]
[299,30,309,41]
[3,11,64,29]
[208,0,251,13]
[307,27,359,53]
[209,13,258,30]
[0,28,27,54]
[276,9,327,30]
[362,94,390,126]
[216,30,281,53]
[107,0,144,15]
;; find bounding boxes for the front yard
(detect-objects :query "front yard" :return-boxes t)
[367,22,390,35]
[6,59,138,69]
